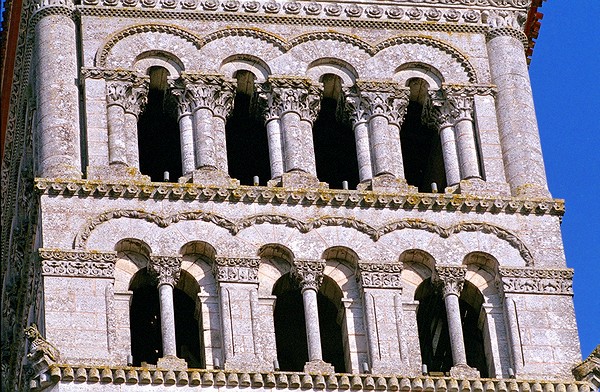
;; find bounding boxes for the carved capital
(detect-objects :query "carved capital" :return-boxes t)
[293,259,325,291]
[264,76,322,122]
[106,80,148,117]
[447,93,474,122]
[357,262,403,289]
[352,80,409,125]
[482,10,528,44]
[434,265,467,296]
[422,90,457,131]
[148,255,182,287]
[498,267,574,295]
[213,257,260,283]
[180,73,236,119]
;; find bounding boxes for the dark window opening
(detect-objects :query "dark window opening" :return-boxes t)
[273,273,308,372]
[317,276,347,373]
[130,268,203,368]
[415,278,453,374]
[130,269,162,366]
[460,282,488,377]
[313,74,359,189]
[400,78,446,192]
[226,70,271,185]
[138,66,182,182]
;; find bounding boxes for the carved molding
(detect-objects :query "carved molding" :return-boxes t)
[81,67,148,83]
[39,249,117,278]
[434,265,467,296]
[498,267,574,295]
[213,257,260,283]
[293,259,325,291]
[148,255,182,286]
[357,262,403,289]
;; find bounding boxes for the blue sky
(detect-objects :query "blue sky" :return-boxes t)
[1,0,598,359]
[529,1,600,358]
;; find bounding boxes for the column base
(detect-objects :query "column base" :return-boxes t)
[156,355,188,371]
[457,178,512,197]
[449,364,480,378]
[304,360,335,374]
[86,164,150,182]
[183,167,239,187]
[370,174,414,193]
[41,164,83,180]
[278,170,328,190]
[514,183,552,199]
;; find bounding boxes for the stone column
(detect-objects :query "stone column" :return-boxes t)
[184,74,236,173]
[485,10,550,197]
[293,259,334,373]
[213,257,270,371]
[434,265,479,378]
[171,83,196,175]
[345,89,373,182]
[358,262,409,374]
[449,94,481,180]
[148,255,187,370]
[269,77,321,177]
[257,84,284,179]
[358,81,409,179]
[33,0,81,179]
[106,80,148,169]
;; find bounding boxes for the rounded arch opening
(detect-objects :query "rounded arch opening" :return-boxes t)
[225,69,271,185]
[318,275,347,373]
[459,281,488,377]
[137,65,182,181]
[312,73,359,189]
[400,77,446,192]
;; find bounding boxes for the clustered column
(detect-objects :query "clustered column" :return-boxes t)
[263,77,321,177]
[148,255,187,369]
[33,0,82,178]
[173,74,236,174]
[485,10,550,197]
[106,80,148,169]
[434,265,479,377]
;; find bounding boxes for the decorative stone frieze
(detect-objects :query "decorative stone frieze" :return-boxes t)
[434,265,467,296]
[498,267,574,295]
[39,249,117,278]
[357,262,403,289]
[148,255,182,287]
[265,77,322,122]
[213,257,260,283]
[293,259,325,291]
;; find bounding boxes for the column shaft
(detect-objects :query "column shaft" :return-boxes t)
[387,123,404,177]
[353,122,372,182]
[107,104,127,165]
[454,118,481,179]
[213,116,229,173]
[368,115,393,176]
[444,293,468,366]
[179,114,195,174]
[487,34,549,196]
[280,111,304,172]
[266,119,284,178]
[158,284,177,357]
[302,288,323,361]
[124,112,139,169]
[34,13,81,178]
[193,108,217,169]
[440,125,461,186]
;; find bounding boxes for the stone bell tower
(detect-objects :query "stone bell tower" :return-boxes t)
[1,0,598,389]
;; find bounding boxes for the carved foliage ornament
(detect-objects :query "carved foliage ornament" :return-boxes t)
[293,259,325,291]
[39,249,117,277]
[106,80,149,116]
[434,265,467,296]
[176,73,236,119]
[357,262,403,289]
[346,81,410,126]
[148,255,182,286]
[213,257,260,283]
[498,267,574,295]
[261,77,322,122]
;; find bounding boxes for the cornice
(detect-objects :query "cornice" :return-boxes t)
[34,178,565,217]
[37,364,592,391]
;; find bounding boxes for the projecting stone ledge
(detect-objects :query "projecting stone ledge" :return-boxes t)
[34,365,594,392]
